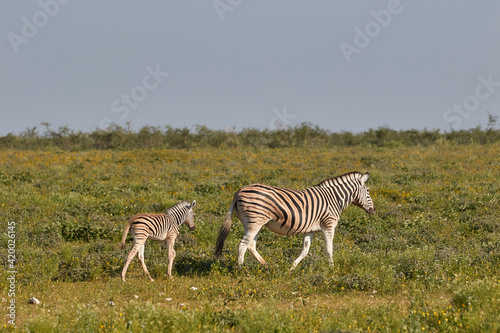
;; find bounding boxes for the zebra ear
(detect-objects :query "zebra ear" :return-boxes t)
[191,200,197,208]
[360,171,370,184]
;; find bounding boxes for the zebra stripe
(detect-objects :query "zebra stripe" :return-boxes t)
[215,171,375,271]
[120,200,196,282]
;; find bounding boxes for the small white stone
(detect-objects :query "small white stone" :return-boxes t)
[190,287,198,291]
[28,297,40,305]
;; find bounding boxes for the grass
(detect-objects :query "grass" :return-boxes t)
[1,142,499,332]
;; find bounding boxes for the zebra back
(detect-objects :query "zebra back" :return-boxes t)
[120,200,196,247]
[233,171,373,235]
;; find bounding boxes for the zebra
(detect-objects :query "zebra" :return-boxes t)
[215,171,375,271]
[120,200,196,282]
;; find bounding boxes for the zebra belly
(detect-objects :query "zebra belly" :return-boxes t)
[265,219,322,236]
[148,234,167,241]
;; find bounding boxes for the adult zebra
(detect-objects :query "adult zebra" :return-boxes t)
[215,171,375,271]
[120,200,196,282]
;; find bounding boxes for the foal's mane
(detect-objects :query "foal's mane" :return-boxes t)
[166,200,191,215]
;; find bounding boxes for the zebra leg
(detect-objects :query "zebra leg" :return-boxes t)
[322,229,335,266]
[248,233,267,265]
[289,233,314,272]
[121,239,147,282]
[165,235,177,279]
[238,225,264,266]
[138,243,154,282]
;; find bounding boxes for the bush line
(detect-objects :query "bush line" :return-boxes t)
[1,122,500,150]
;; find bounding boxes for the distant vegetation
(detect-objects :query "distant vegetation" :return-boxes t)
[1,119,500,150]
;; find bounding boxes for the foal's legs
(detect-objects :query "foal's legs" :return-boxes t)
[137,243,154,281]
[164,234,177,278]
[121,238,147,282]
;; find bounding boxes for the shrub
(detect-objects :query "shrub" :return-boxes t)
[2,123,500,150]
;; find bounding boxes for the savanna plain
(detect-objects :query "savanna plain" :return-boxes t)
[1,131,499,332]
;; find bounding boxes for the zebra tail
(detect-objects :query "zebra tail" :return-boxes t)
[215,197,236,258]
[120,216,135,250]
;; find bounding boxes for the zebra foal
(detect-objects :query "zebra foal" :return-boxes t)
[120,200,196,282]
[215,171,375,271]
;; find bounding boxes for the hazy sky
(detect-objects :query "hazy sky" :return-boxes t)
[1,1,500,135]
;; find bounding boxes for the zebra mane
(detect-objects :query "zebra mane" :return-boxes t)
[166,200,191,216]
[315,171,363,188]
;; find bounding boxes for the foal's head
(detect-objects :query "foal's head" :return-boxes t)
[183,200,197,231]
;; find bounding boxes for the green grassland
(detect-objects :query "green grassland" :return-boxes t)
[1,139,500,331]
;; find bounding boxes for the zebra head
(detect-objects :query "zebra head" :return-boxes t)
[353,172,376,214]
[183,200,197,231]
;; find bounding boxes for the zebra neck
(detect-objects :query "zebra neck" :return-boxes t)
[169,209,187,229]
[321,183,356,212]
